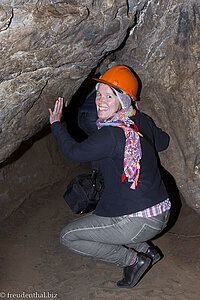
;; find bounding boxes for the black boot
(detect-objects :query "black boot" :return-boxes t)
[117,253,152,288]
[146,245,163,265]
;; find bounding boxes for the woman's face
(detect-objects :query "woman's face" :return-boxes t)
[95,83,121,120]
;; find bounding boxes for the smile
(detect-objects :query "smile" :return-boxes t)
[98,106,108,111]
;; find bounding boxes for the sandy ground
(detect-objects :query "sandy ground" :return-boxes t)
[0,164,200,300]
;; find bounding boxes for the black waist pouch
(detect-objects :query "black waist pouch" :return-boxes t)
[63,170,104,214]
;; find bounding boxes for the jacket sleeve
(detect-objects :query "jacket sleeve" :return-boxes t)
[138,113,170,152]
[149,118,170,152]
[153,126,170,152]
[51,121,116,162]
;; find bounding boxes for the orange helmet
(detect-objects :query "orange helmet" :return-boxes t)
[94,65,138,100]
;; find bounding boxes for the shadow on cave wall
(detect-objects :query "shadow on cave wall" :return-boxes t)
[62,72,98,142]
[0,126,51,169]
[159,166,182,234]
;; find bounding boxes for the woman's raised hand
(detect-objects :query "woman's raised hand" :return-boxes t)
[49,97,64,124]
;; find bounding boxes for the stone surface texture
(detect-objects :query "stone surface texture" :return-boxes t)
[0,0,199,219]
[0,125,83,220]
[0,0,136,162]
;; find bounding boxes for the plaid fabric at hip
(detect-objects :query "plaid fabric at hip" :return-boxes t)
[125,199,171,218]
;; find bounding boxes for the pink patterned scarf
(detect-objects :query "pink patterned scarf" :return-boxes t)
[96,106,142,189]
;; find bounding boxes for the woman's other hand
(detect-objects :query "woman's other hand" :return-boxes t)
[49,97,64,124]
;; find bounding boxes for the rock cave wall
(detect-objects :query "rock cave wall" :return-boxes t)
[0,0,199,221]
[113,0,200,214]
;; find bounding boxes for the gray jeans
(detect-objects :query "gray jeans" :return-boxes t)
[60,210,170,267]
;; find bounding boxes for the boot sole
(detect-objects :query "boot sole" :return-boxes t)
[152,253,162,265]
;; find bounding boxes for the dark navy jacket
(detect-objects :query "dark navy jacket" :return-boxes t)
[51,111,170,217]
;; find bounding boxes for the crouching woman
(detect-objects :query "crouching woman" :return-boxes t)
[49,65,171,288]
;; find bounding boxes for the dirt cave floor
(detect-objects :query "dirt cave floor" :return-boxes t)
[0,163,200,300]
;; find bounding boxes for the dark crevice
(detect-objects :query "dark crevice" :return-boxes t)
[0,8,14,32]
[62,68,98,142]
[36,79,49,102]
[93,1,151,70]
